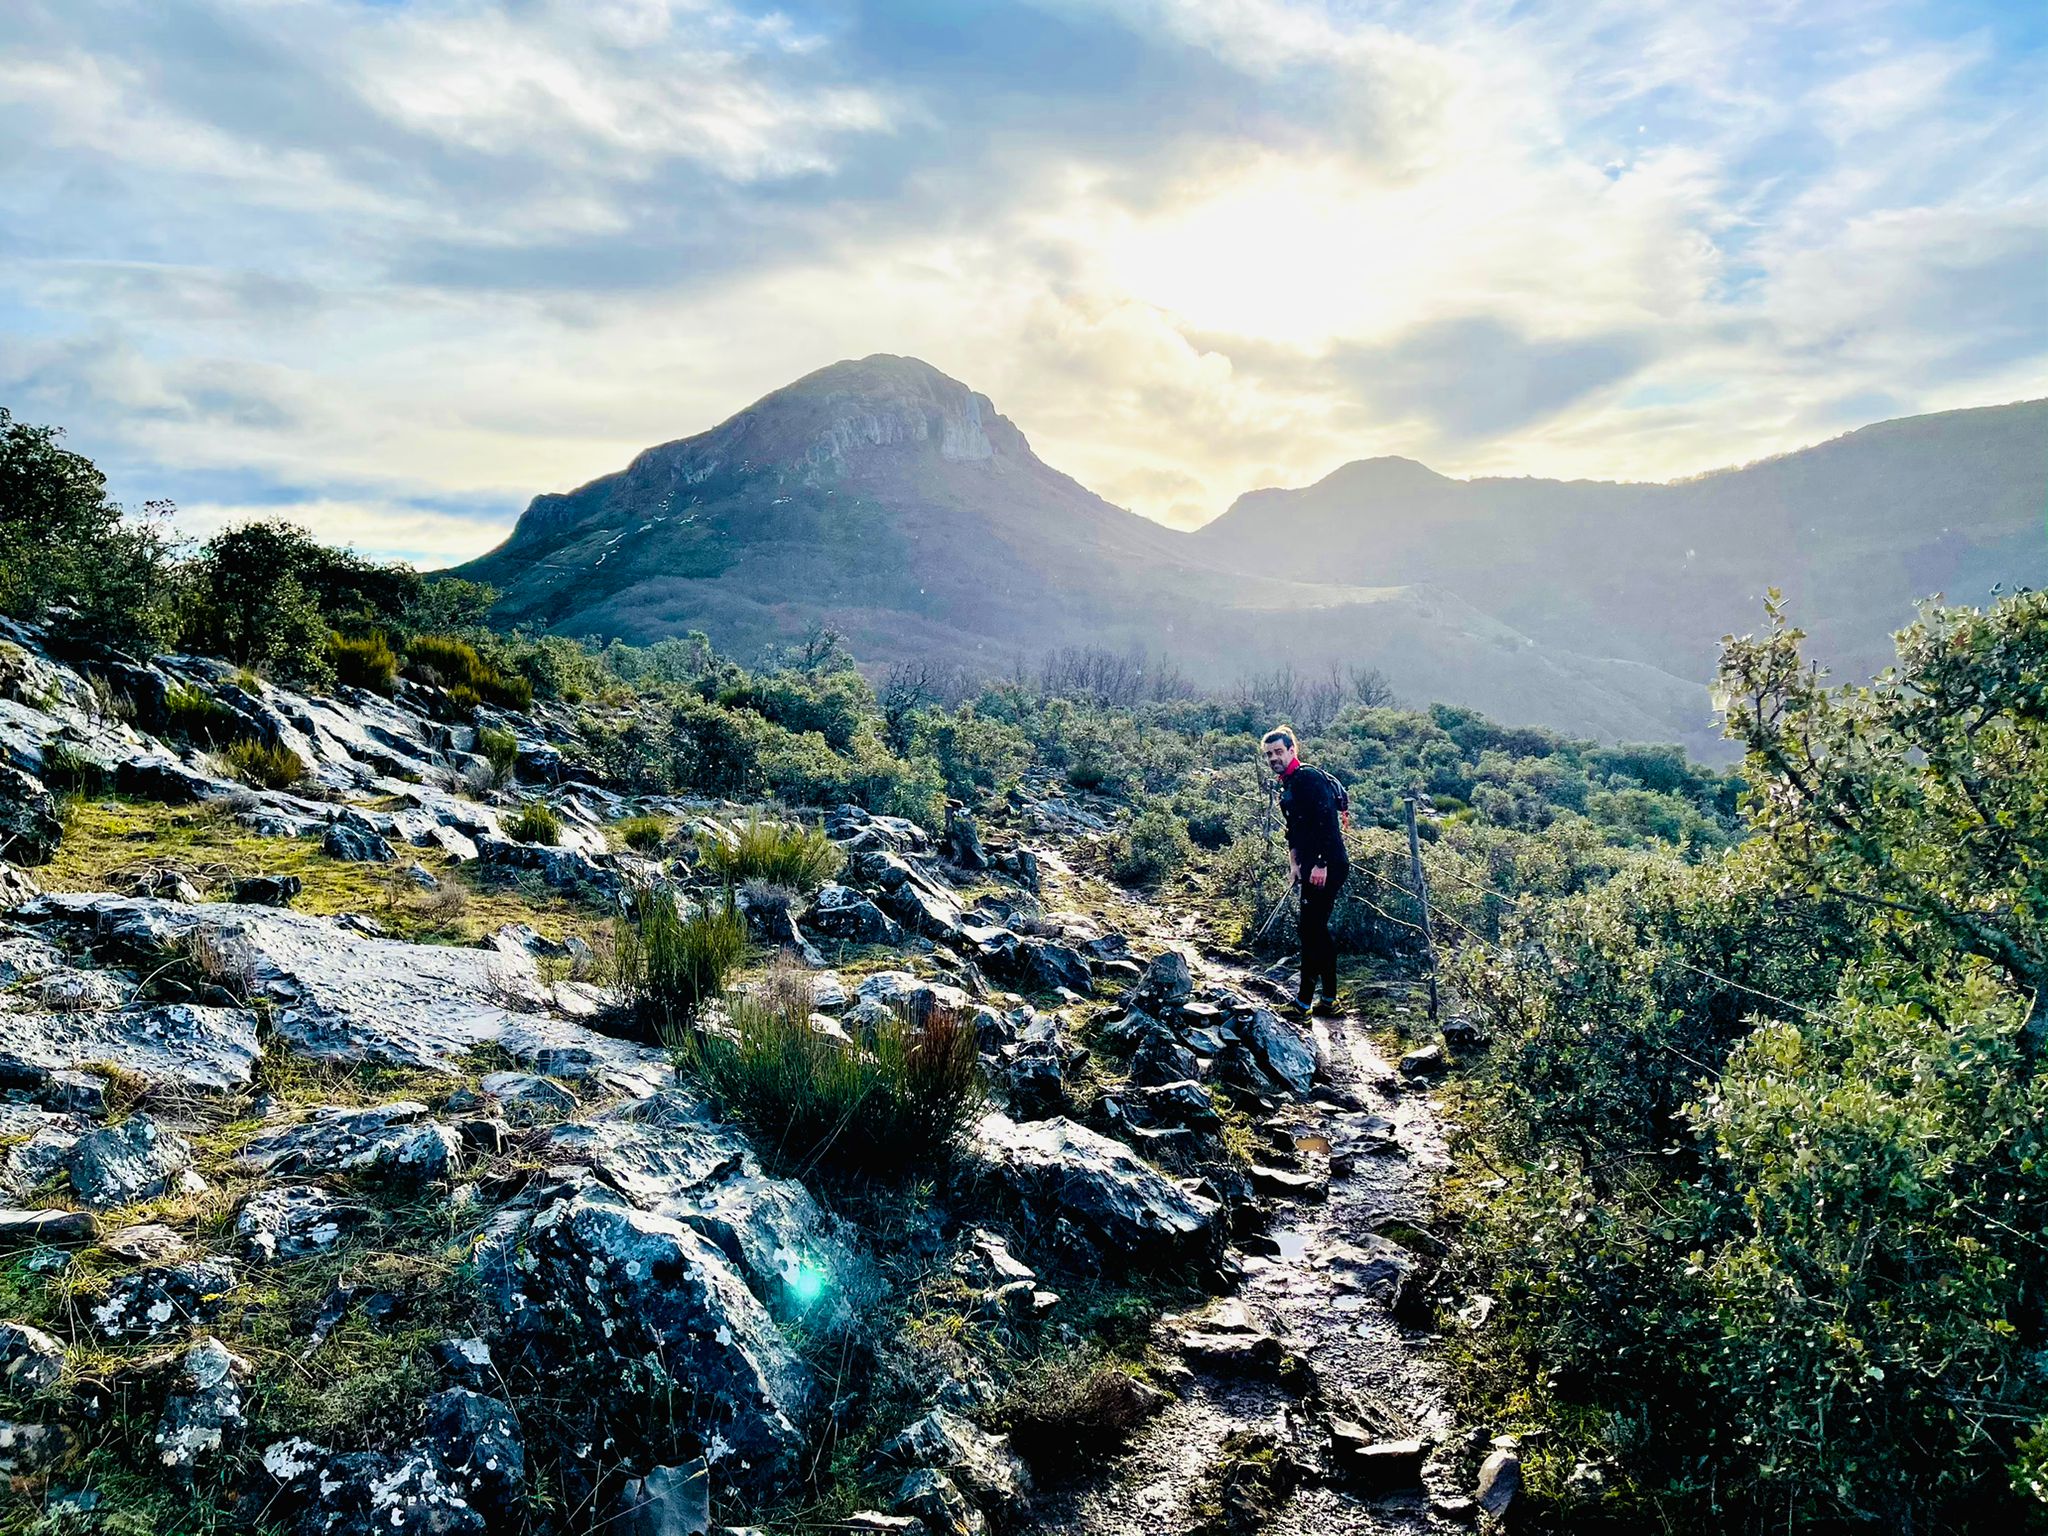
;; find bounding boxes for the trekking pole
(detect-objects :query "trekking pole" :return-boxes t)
[1251,883,1298,945]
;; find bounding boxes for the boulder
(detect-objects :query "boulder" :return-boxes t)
[236,1185,372,1262]
[114,753,230,806]
[894,1468,986,1536]
[229,874,302,907]
[0,1419,70,1476]
[1137,948,1195,1007]
[0,1321,64,1394]
[804,884,903,946]
[234,1102,459,1190]
[498,1189,814,1496]
[322,823,395,863]
[476,834,617,893]
[878,1407,1030,1516]
[1128,1021,1203,1088]
[1355,1438,1428,1490]
[64,1113,200,1210]
[104,1222,187,1261]
[34,968,124,1012]
[944,805,988,870]
[90,1259,237,1341]
[261,1397,525,1536]
[1476,1447,1521,1516]
[421,1388,526,1524]
[0,1209,98,1247]
[154,1337,247,1476]
[1398,1043,1447,1080]
[0,764,60,866]
[1241,1009,1316,1096]
[969,1113,1220,1272]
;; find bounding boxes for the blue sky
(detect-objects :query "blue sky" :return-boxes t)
[1,0,2042,563]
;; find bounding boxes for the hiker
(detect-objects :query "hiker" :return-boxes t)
[1261,726,1350,1015]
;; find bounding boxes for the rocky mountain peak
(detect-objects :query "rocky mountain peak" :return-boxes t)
[719,353,1019,474]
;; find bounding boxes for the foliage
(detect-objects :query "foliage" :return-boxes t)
[1444,591,2048,1535]
[402,574,499,634]
[679,963,985,1178]
[218,737,306,790]
[475,725,519,788]
[695,815,842,893]
[404,634,533,711]
[1112,805,1193,887]
[614,814,669,852]
[329,630,400,694]
[503,799,562,846]
[611,887,749,1041]
[162,683,238,745]
[0,408,181,653]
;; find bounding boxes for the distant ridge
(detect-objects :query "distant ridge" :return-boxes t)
[458,363,2046,757]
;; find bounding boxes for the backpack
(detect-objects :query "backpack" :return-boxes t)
[1286,764,1351,828]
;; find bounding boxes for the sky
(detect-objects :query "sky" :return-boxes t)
[1,0,2043,565]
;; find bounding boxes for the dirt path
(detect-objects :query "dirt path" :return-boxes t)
[1030,849,1462,1535]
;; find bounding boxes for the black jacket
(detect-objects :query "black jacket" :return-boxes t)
[1280,763,1348,872]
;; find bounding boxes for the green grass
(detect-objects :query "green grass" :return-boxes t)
[217,737,306,790]
[503,799,562,846]
[162,683,238,746]
[404,635,532,712]
[613,813,669,853]
[678,963,985,1179]
[476,725,519,788]
[611,888,749,1042]
[39,740,109,795]
[695,815,842,892]
[41,798,611,948]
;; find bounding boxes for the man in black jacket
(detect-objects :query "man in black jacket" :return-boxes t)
[1261,726,1349,1015]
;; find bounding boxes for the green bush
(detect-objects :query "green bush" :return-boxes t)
[999,1353,1160,1477]
[218,737,306,790]
[162,683,238,745]
[329,631,399,694]
[614,814,669,852]
[405,635,533,712]
[612,887,749,1041]
[476,725,519,788]
[695,815,842,892]
[503,800,562,846]
[679,963,984,1178]
[1111,806,1192,886]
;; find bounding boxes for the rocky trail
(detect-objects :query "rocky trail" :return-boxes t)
[0,615,1515,1535]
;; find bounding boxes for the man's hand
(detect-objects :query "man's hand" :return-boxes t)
[1308,863,1328,889]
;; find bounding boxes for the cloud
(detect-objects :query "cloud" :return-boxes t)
[0,0,2040,559]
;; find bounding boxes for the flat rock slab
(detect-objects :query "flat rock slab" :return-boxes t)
[3,1005,261,1092]
[22,894,667,1092]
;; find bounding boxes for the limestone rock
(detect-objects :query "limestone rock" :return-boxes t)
[91,1260,236,1341]
[804,884,904,945]
[1242,1008,1317,1096]
[236,1184,371,1262]
[894,1467,986,1536]
[234,1102,459,1190]
[878,1407,1030,1516]
[0,1004,262,1093]
[615,1458,712,1536]
[969,1112,1220,1272]
[322,823,396,863]
[64,1113,199,1210]
[0,764,60,866]
[155,1337,247,1475]
[0,1321,64,1394]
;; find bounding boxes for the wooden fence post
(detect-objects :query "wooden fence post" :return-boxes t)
[1405,794,1441,1025]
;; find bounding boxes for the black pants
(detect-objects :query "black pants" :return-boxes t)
[1298,863,1348,1001]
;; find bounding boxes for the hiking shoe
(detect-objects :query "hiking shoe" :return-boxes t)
[1284,994,1314,1015]
[1311,999,1342,1018]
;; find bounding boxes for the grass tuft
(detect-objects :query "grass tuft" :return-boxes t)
[218,737,306,790]
[329,631,400,694]
[611,887,749,1042]
[503,799,562,846]
[696,815,842,892]
[614,813,669,853]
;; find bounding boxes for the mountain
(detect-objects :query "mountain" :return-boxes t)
[1196,399,2048,689]
[457,358,2042,756]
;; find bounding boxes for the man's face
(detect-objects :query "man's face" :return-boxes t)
[1261,737,1293,776]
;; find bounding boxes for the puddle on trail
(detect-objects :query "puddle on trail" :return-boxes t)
[1272,1227,1311,1264]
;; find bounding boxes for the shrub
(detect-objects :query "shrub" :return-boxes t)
[1111,805,1192,886]
[679,961,984,1178]
[329,631,399,694]
[999,1354,1160,1477]
[503,800,562,846]
[695,815,842,893]
[218,737,306,790]
[163,683,237,745]
[612,887,749,1041]
[475,725,519,788]
[615,814,669,852]
[39,741,108,795]
[405,635,533,711]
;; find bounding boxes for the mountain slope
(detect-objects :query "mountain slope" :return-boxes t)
[458,359,2038,755]
[1196,399,2048,686]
